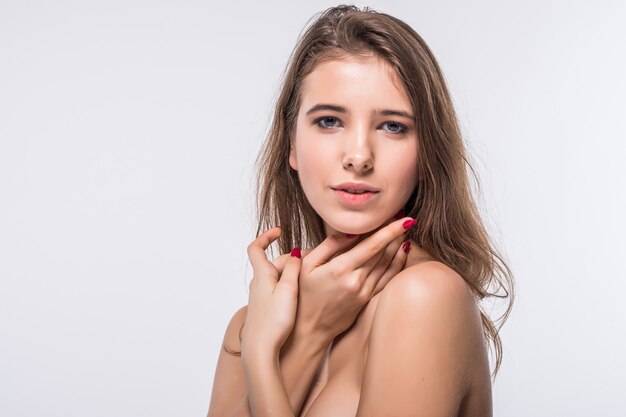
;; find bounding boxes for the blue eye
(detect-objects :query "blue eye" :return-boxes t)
[315,116,341,129]
[313,117,408,135]
[382,121,408,134]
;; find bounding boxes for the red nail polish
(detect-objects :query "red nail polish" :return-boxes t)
[393,209,405,220]
[345,234,357,238]
[402,241,411,253]
[290,247,301,258]
[402,219,416,230]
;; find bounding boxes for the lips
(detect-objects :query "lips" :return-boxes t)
[331,182,380,193]
[332,189,379,205]
[331,182,380,205]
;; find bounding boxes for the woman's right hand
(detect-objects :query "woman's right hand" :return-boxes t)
[274,217,416,343]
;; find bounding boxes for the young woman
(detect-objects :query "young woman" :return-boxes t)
[207,5,514,417]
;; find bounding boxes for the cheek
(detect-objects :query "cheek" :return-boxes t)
[296,140,332,183]
[386,147,419,196]
[400,155,418,183]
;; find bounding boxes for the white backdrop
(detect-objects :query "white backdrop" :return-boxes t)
[1,1,624,416]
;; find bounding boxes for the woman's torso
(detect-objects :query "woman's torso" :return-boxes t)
[298,248,493,417]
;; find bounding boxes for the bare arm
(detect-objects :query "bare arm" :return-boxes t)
[207,305,331,417]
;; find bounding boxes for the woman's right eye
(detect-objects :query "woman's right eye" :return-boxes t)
[314,116,342,129]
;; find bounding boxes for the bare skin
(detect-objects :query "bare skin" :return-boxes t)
[207,225,492,417]
[208,218,416,416]
[299,247,493,417]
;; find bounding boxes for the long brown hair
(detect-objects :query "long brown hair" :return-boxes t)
[237,4,515,380]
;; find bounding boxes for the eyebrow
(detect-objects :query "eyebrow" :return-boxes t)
[305,103,415,121]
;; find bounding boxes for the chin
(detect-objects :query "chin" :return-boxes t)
[323,214,386,236]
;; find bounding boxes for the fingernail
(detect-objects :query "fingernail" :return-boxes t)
[290,247,301,258]
[402,241,411,253]
[402,219,417,230]
[345,234,357,238]
[393,209,405,220]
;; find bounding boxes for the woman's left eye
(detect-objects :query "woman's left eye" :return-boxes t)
[381,121,408,134]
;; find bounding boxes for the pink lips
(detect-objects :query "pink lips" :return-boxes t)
[333,189,379,205]
[331,182,380,206]
[332,182,380,192]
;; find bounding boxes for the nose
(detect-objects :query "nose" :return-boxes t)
[342,127,374,174]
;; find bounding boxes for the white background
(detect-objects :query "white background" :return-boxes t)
[1,1,624,416]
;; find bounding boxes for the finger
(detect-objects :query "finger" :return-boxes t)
[247,227,282,275]
[333,217,415,270]
[370,240,410,296]
[302,233,360,269]
[272,253,291,274]
[353,234,403,298]
[271,248,313,274]
[278,247,302,290]
[360,233,404,277]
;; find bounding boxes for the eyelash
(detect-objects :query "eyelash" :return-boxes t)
[313,116,409,135]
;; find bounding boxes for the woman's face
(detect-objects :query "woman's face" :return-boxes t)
[290,54,419,236]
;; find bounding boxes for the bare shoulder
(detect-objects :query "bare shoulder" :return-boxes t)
[207,305,248,417]
[382,260,479,316]
[375,260,486,365]
[223,304,248,352]
[355,261,489,416]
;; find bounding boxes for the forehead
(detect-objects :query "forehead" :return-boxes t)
[299,55,412,111]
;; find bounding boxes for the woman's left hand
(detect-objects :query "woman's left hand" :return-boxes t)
[241,227,302,360]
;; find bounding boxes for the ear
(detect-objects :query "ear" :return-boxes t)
[288,135,298,171]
